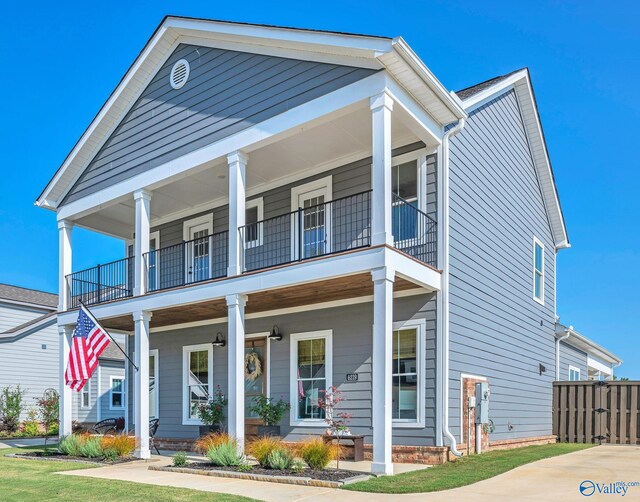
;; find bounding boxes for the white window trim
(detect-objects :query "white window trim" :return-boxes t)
[182,343,214,426]
[81,374,91,409]
[289,330,333,427]
[109,376,125,411]
[183,214,214,283]
[392,319,426,428]
[532,236,545,305]
[290,176,333,261]
[244,198,264,248]
[569,365,581,381]
[125,231,160,292]
[150,349,159,420]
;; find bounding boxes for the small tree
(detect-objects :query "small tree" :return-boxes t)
[35,389,59,451]
[317,385,352,470]
[0,386,26,432]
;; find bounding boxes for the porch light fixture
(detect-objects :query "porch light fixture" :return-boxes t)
[269,325,283,342]
[212,332,226,347]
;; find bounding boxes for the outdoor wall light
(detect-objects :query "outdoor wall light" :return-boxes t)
[268,325,283,341]
[212,332,226,347]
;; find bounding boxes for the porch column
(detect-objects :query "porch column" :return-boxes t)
[58,220,73,311]
[133,189,151,296]
[370,92,394,247]
[58,325,73,436]
[133,310,152,459]
[227,293,247,452]
[227,151,247,276]
[371,266,394,475]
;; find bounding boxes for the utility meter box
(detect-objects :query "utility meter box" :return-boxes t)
[475,382,489,424]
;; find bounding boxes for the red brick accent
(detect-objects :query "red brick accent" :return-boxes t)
[154,437,197,452]
[461,377,489,454]
[363,445,449,465]
[488,435,557,451]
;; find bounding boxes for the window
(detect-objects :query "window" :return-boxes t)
[149,350,159,420]
[533,237,544,304]
[392,320,425,426]
[81,381,90,408]
[392,160,418,202]
[244,198,264,248]
[391,156,426,243]
[182,344,213,425]
[290,331,332,425]
[569,366,581,381]
[110,377,125,409]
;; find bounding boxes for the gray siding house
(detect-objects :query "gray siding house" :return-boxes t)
[35,17,619,471]
[0,284,126,425]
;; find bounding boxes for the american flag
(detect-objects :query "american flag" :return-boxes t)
[65,305,111,392]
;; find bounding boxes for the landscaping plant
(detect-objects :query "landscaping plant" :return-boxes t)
[78,436,104,458]
[100,433,135,457]
[102,448,119,462]
[297,437,334,470]
[206,439,243,467]
[0,386,26,432]
[22,409,40,437]
[195,431,235,454]
[172,452,188,467]
[58,434,83,457]
[36,389,59,451]
[317,385,352,469]
[249,396,290,426]
[196,386,228,429]
[265,447,294,470]
[246,436,281,468]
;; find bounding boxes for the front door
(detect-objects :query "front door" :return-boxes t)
[244,338,267,437]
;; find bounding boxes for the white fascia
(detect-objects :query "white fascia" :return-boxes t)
[56,71,388,223]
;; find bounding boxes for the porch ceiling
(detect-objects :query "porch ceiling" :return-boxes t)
[73,106,420,240]
[101,273,419,331]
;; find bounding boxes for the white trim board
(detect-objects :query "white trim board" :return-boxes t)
[182,343,214,425]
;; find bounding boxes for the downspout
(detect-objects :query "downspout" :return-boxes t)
[610,361,622,380]
[556,327,572,380]
[441,118,465,457]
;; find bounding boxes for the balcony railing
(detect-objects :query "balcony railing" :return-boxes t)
[66,257,134,308]
[239,190,372,272]
[392,193,437,267]
[144,231,229,292]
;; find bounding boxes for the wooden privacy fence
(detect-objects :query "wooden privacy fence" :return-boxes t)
[553,381,640,445]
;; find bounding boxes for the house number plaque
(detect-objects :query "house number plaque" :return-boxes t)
[346,373,359,382]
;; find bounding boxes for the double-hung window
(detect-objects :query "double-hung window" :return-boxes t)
[183,344,213,425]
[392,320,425,426]
[81,381,90,408]
[569,366,581,381]
[533,237,544,304]
[290,331,332,425]
[110,377,125,409]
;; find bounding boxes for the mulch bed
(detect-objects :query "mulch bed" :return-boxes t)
[186,462,360,482]
[10,452,139,465]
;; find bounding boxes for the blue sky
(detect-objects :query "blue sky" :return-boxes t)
[0,1,638,377]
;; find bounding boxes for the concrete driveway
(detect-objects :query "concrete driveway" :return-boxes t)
[59,445,640,501]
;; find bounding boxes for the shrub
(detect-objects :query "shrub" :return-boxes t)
[236,462,253,472]
[291,459,305,473]
[0,386,26,432]
[266,447,294,470]
[102,448,118,462]
[246,436,281,468]
[195,432,235,454]
[58,434,83,456]
[298,437,334,470]
[249,396,290,426]
[206,442,243,467]
[172,452,188,467]
[196,386,227,426]
[35,389,59,450]
[100,433,135,457]
[78,436,104,458]
[23,421,40,436]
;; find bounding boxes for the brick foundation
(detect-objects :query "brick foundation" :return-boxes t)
[488,435,557,451]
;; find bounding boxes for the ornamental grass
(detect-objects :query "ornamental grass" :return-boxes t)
[194,432,235,454]
[100,433,135,457]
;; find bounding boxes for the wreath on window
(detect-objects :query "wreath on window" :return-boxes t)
[244,352,262,381]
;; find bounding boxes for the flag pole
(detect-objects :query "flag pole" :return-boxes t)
[78,300,139,372]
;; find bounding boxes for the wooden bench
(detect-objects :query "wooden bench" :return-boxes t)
[322,434,365,461]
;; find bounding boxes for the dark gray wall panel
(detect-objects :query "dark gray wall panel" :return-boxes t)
[62,45,378,205]
[447,90,557,442]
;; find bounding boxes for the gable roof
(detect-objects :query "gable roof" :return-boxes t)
[0,284,57,309]
[556,323,622,366]
[35,16,466,211]
[0,312,56,342]
[455,68,570,249]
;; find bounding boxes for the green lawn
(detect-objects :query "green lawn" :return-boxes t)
[0,445,257,502]
[344,443,595,494]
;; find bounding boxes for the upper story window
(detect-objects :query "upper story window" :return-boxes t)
[392,160,418,203]
[245,198,264,248]
[533,237,544,304]
[110,377,125,409]
[569,366,581,381]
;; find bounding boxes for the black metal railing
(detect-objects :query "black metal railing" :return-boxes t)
[66,257,134,308]
[392,193,437,267]
[239,190,372,272]
[144,231,228,292]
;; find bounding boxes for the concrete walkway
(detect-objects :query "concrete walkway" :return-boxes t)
[58,445,640,501]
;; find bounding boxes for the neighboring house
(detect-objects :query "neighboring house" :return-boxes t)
[0,283,126,425]
[35,17,621,471]
[555,323,622,381]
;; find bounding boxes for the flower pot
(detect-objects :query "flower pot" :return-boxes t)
[199,424,221,436]
[256,425,280,437]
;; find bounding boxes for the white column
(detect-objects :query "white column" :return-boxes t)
[58,325,73,436]
[58,220,73,311]
[227,151,247,276]
[227,293,247,452]
[370,92,394,247]
[134,189,151,296]
[371,266,394,475]
[133,310,151,459]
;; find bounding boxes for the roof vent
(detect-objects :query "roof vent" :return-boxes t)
[170,59,190,90]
